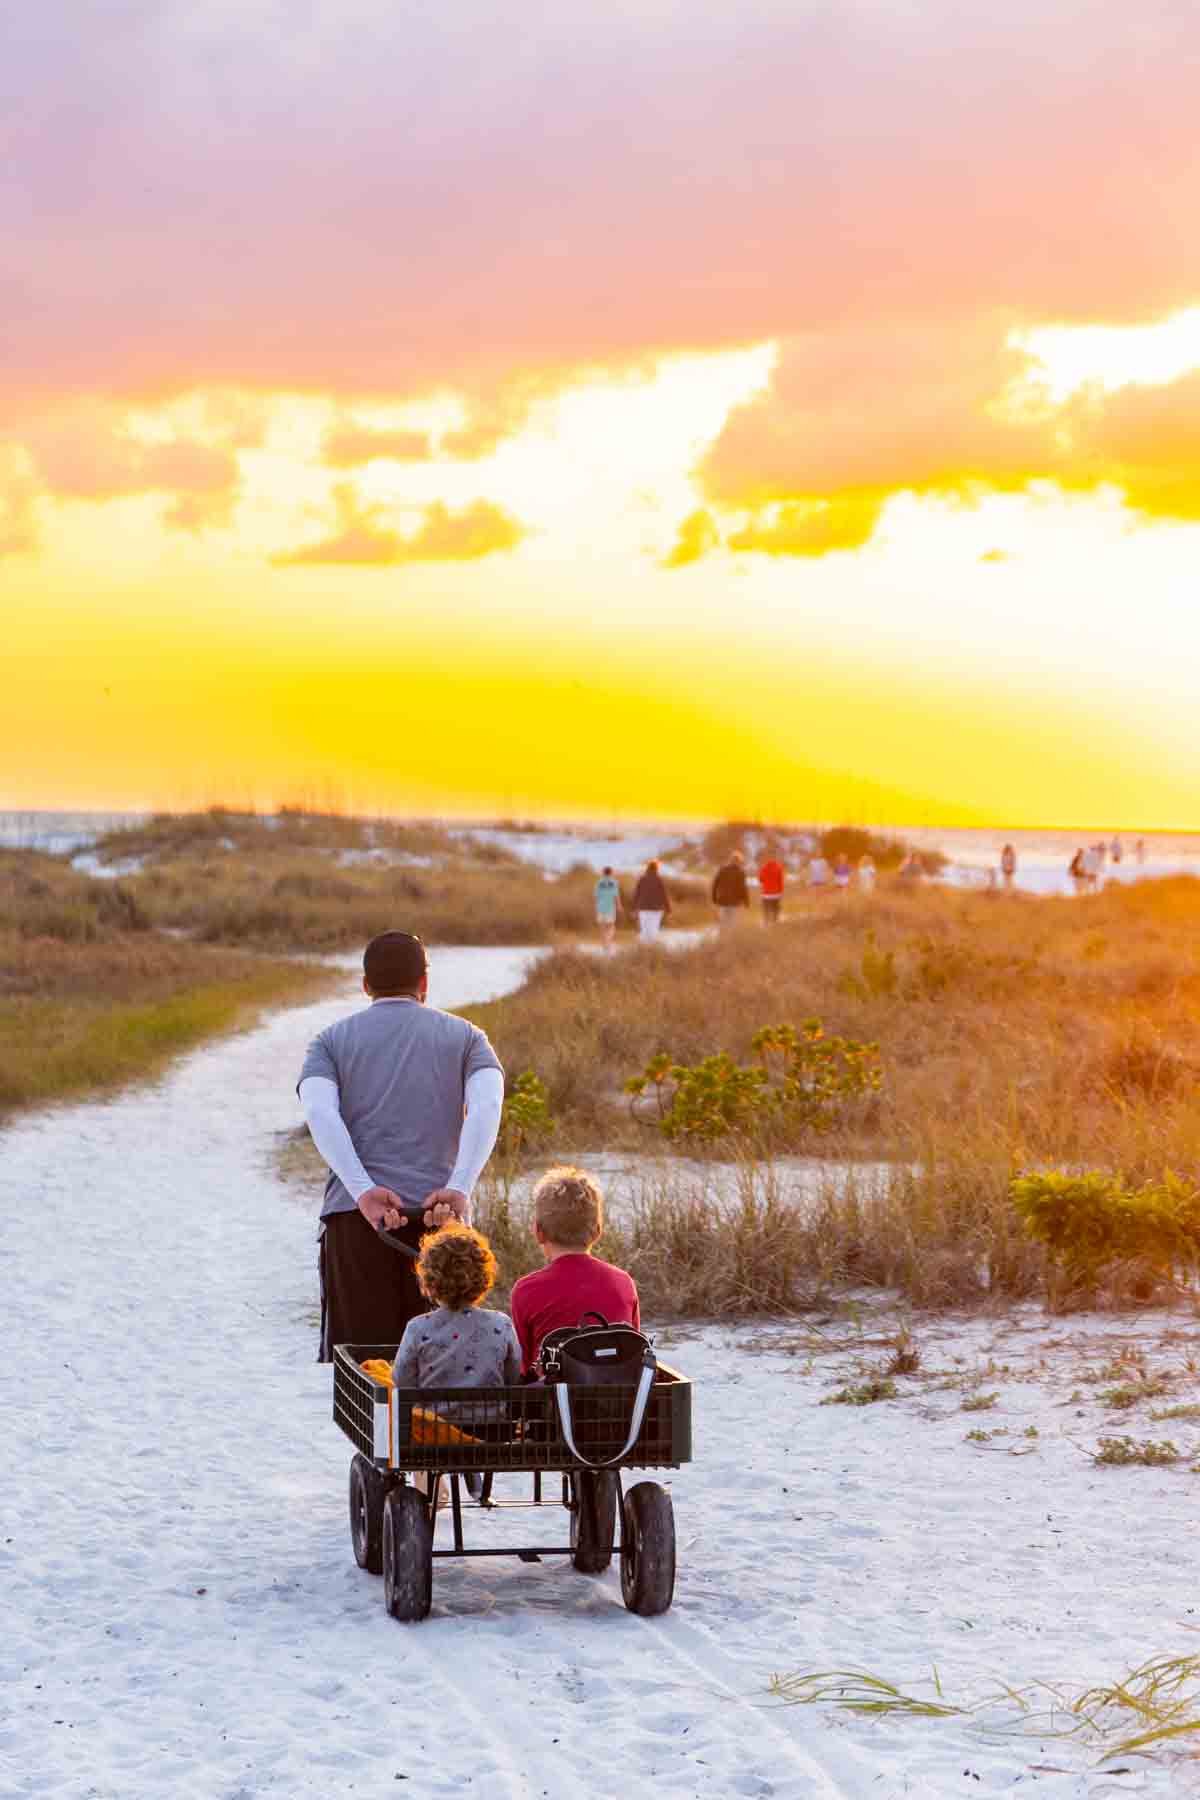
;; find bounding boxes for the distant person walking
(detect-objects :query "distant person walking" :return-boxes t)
[758,852,785,924]
[1110,836,1123,865]
[808,853,830,892]
[594,865,623,952]
[1000,843,1017,891]
[832,853,852,892]
[711,850,750,928]
[1068,849,1087,894]
[632,859,671,944]
[857,854,876,893]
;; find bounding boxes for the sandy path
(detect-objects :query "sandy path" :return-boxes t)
[2,949,1197,1797]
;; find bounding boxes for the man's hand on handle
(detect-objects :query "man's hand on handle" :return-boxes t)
[421,1188,469,1229]
[357,1186,405,1231]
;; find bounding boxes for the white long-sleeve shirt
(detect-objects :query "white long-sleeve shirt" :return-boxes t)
[299,1064,505,1217]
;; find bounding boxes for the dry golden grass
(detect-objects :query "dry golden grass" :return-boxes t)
[0,846,336,1116]
[82,810,711,949]
[465,881,1200,1157]
[0,935,335,1117]
[457,879,1200,1306]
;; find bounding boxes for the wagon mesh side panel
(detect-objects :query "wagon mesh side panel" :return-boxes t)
[333,1344,389,1460]
[334,1345,691,1471]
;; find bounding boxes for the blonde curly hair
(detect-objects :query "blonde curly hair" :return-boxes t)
[416,1223,498,1311]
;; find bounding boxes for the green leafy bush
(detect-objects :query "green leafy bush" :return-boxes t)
[497,1069,554,1162]
[1011,1169,1200,1301]
[624,1020,881,1146]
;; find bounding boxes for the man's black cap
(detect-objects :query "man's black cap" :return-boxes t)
[363,930,428,994]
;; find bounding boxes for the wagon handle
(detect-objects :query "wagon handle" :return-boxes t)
[375,1215,423,1261]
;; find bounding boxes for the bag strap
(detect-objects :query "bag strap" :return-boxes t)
[577,1310,610,1329]
[553,1352,657,1469]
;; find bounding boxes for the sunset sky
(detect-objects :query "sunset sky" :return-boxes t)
[5,2,1200,827]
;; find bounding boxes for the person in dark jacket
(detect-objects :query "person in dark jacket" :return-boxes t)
[711,850,750,927]
[631,859,671,943]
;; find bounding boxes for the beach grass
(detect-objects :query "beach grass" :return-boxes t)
[0,848,336,1116]
[84,809,711,949]
[458,877,1200,1306]
[0,938,336,1118]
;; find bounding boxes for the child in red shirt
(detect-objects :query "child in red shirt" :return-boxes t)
[510,1166,640,1377]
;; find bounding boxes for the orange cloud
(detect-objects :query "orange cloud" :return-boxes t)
[694,327,1200,557]
[662,508,719,568]
[400,499,525,560]
[727,494,884,558]
[703,325,1053,509]
[323,423,433,466]
[1064,371,1200,520]
[0,453,38,557]
[272,486,525,566]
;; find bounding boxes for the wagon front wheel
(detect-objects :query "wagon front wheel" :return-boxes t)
[349,1453,388,1574]
[383,1486,433,1621]
[620,1481,675,1616]
[569,1471,617,1574]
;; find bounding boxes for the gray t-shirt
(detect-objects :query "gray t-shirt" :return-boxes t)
[299,999,502,1219]
[391,1306,521,1390]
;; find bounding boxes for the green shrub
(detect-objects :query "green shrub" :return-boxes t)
[1011,1169,1200,1301]
[822,1376,898,1406]
[624,1020,881,1147]
[497,1069,554,1162]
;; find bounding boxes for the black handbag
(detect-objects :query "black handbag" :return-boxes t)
[540,1312,657,1468]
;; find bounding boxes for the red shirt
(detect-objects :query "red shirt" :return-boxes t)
[509,1254,641,1376]
[759,859,784,897]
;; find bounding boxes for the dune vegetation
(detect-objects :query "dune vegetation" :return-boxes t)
[461,878,1200,1309]
[86,807,710,949]
[0,848,336,1117]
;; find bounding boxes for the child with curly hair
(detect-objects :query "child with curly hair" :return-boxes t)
[391,1222,520,1392]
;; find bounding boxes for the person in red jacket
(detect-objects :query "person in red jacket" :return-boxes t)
[509,1166,639,1377]
[758,853,785,924]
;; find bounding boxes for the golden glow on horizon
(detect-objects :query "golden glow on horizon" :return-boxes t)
[6,319,1200,827]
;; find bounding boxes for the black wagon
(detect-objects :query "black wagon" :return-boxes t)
[333,1343,692,1621]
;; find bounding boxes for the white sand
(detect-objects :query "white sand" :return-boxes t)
[3,949,1199,1797]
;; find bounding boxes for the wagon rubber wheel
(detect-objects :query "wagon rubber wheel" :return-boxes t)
[349,1453,389,1574]
[569,1471,617,1574]
[383,1486,433,1621]
[620,1481,675,1616]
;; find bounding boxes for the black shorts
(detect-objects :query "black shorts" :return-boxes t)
[318,1207,428,1362]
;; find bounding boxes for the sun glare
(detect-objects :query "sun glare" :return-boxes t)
[1015,307,1200,401]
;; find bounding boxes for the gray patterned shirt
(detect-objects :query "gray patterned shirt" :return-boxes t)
[391,1306,521,1390]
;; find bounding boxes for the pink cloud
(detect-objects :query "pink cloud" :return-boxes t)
[20,409,240,531]
[4,4,1200,410]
